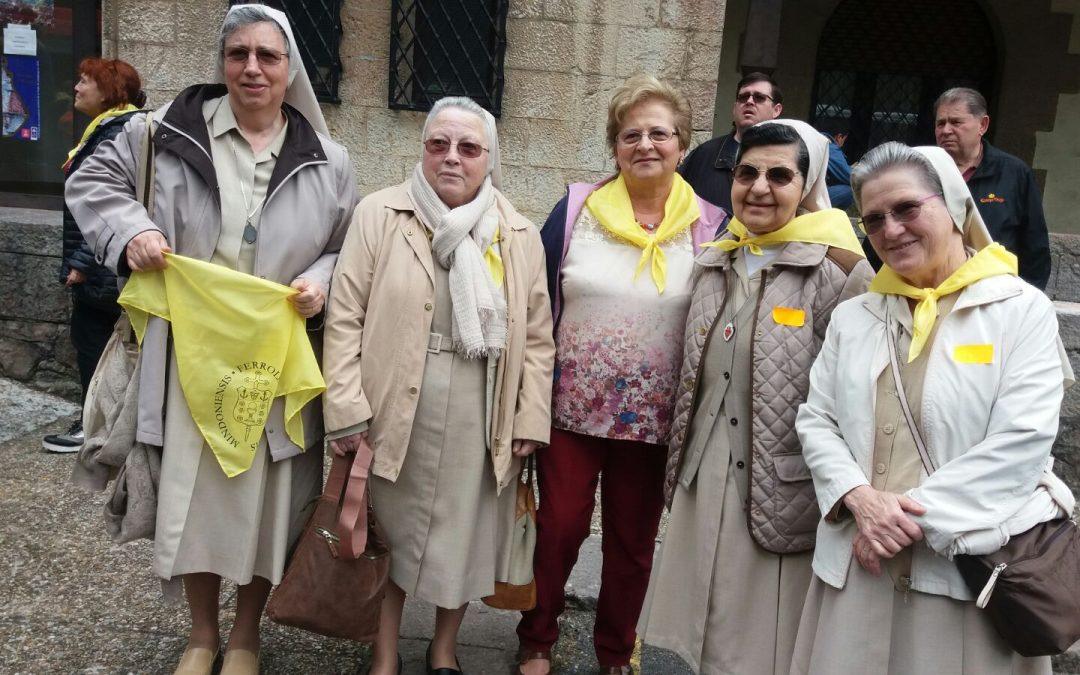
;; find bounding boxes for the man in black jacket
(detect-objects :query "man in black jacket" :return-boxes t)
[935,87,1051,289]
[678,72,783,216]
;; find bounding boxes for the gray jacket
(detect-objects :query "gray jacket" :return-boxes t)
[665,239,873,554]
[66,83,359,453]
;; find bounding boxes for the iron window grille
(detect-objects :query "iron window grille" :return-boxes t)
[808,0,996,162]
[228,0,344,103]
[389,0,509,116]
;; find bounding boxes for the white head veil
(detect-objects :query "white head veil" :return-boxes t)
[912,145,994,251]
[756,119,832,213]
[214,4,329,137]
[421,96,503,190]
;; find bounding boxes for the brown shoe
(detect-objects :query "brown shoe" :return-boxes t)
[515,647,552,675]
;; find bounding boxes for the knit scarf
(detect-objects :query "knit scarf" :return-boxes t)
[703,208,865,257]
[869,242,1017,362]
[408,163,507,359]
[584,173,700,294]
[62,104,139,172]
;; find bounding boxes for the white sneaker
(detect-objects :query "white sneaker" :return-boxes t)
[42,421,84,453]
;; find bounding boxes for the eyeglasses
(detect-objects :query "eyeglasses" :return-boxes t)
[224,47,289,67]
[858,193,944,235]
[735,91,774,105]
[732,163,800,187]
[616,127,679,147]
[423,137,488,159]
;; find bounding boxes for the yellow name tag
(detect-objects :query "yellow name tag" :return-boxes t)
[953,344,994,364]
[772,306,806,327]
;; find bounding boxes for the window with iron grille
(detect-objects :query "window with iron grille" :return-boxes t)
[228,0,344,103]
[389,0,509,116]
[809,0,997,162]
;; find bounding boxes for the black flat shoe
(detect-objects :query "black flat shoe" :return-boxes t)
[426,643,463,674]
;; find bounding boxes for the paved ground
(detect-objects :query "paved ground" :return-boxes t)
[4,377,1076,674]
[0,378,690,674]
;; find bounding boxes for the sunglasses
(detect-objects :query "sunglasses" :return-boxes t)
[616,127,678,147]
[858,193,943,235]
[735,91,774,105]
[224,47,288,67]
[732,163,800,187]
[423,138,488,159]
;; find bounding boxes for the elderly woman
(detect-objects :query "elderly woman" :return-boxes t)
[43,57,145,454]
[635,120,873,674]
[322,96,554,675]
[515,74,726,675]
[66,6,358,674]
[792,142,1074,674]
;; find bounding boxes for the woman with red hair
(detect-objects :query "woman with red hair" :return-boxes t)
[43,57,145,454]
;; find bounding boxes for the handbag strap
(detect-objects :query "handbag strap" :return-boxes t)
[334,441,376,560]
[885,302,937,476]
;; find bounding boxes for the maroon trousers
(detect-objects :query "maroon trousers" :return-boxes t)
[516,427,667,667]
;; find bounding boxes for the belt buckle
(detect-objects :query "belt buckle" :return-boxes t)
[427,332,443,354]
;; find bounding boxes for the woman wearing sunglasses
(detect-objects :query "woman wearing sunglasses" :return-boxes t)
[637,119,872,675]
[515,74,726,675]
[323,96,555,675]
[791,143,1072,674]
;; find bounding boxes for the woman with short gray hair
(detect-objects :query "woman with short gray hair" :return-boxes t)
[66,5,358,674]
[323,95,554,675]
[791,142,1073,673]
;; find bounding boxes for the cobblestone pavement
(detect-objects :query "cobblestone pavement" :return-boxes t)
[0,379,691,674]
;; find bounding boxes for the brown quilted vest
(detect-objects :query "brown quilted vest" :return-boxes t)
[664,240,872,554]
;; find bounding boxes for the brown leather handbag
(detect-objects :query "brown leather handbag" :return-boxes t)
[266,444,389,642]
[887,320,1080,656]
[483,456,537,611]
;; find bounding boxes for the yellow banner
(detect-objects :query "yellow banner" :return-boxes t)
[119,254,325,477]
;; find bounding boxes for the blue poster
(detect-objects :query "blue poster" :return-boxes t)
[1,53,38,140]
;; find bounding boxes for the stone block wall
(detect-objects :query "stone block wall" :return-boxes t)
[0,208,79,399]
[101,0,727,225]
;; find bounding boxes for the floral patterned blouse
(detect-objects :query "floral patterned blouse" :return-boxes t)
[552,206,696,444]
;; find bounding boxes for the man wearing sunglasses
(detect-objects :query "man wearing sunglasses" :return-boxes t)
[934,87,1050,289]
[678,72,783,218]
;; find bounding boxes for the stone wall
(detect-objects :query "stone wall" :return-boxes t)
[101,0,727,226]
[0,208,79,399]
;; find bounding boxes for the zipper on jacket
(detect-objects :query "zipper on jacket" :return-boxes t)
[744,268,769,520]
[253,159,327,276]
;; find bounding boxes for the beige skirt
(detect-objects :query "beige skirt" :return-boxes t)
[639,411,813,675]
[153,355,321,586]
[790,561,1052,674]
[369,342,516,609]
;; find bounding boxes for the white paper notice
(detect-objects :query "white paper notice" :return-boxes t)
[4,24,38,56]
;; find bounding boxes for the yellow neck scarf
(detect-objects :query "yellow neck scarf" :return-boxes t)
[485,229,504,288]
[703,208,865,257]
[869,243,1017,362]
[63,104,139,171]
[584,173,700,294]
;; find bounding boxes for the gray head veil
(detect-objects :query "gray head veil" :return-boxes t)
[213,4,329,137]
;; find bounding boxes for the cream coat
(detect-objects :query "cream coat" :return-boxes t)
[796,274,1067,601]
[323,182,555,492]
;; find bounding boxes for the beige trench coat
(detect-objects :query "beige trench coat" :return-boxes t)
[323,182,555,492]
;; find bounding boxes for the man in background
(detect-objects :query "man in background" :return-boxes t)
[679,72,783,215]
[935,87,1051,288]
